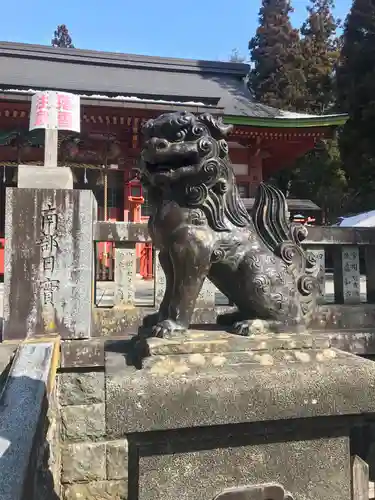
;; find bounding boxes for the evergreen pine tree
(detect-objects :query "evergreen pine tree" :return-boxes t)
[289,139,349,223]
[248,0,306,111]
[286,0,347,222]
[51,25,75,48]
[300,0,340,114]
[336,0,375,212]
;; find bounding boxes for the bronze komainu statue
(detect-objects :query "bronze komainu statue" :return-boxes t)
[139,111,319,338]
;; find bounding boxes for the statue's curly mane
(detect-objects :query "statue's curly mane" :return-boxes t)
[188,147,253,232]
[142,111,253,232]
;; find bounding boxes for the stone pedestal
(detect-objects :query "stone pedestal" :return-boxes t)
[3,188,97,340]
[105,330,375,500]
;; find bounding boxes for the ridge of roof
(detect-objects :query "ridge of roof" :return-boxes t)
[0,41,249,76]
[0,88,222,113]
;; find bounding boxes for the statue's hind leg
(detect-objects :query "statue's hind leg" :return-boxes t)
[232,319,307,336]
[232,316,306,337]
[151,233,212,338]
[217,311,288,337]
[232,319,284,336]
[217,311,286,337]
[219,250,307,335]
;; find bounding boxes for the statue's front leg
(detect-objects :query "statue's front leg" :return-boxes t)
[143,250,173,328]
[152,235,212,338]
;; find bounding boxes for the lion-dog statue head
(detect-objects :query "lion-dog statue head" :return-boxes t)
[140,111,252,232]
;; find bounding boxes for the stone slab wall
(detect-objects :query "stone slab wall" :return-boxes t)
[58,371,128,500]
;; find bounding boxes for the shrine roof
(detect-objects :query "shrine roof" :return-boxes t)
[0,41,347,127]
[243,198,321,212]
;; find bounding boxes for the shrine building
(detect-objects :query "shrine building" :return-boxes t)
[0,41,347,277]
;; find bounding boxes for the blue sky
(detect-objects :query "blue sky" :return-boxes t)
[1,0,352,61]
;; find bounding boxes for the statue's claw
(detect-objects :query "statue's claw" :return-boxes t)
[151,319,187,338]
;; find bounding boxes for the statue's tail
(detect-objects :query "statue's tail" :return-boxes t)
[252,183,310,259]
[252,183,318,322]
[252,183,293,253]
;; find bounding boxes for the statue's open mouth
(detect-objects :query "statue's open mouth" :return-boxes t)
[142,139,199,167]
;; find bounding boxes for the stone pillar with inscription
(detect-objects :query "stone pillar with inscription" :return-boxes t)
[334,246,361,304]
[3,188,97,340]
[306,247,326,301]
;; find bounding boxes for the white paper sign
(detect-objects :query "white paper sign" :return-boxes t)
[29,91,80,133]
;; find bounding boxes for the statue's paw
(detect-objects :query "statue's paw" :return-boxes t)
[142,312,160,328]
[232,319,269,337]
[152,319,187,339]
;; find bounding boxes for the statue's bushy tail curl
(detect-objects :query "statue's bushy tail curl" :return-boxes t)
[252,183,309,266]
[252,183,291,251]
[252,183,318,322]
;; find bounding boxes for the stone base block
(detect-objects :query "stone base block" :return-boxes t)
[105,329,375,500]
[17,165,74,189]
